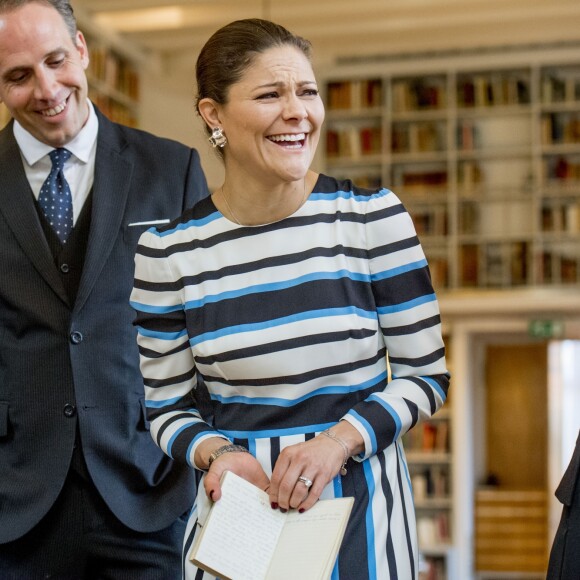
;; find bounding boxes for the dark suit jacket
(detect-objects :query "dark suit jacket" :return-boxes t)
[547,430,580,580]
[0,107,209,543]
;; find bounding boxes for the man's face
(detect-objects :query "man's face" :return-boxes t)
[0,2,90,147]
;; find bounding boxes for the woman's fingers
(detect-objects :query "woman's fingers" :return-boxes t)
[205,452,270,502]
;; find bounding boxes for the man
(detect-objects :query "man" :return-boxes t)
[0,0,209,577]
[547,430,580,580]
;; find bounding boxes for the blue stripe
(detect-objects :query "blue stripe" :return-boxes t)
[218,421,337,441]
[423,376,447,401]
[184,270,371,310]
[368,396,403,440]
[362,459,378,579]
[371,259,428,282]
[151,211,222,237]
[146,396,184,408]
[185,431,219,467]
[210,372,387,407]
[330,471,345,580]
[377,292,437,315]
[130,300,183,314]
[348,410,377,456]
[189,306,376,347]
[310,188,391,202]
[137,326,188,341]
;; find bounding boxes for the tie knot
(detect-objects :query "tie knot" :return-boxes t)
[49,148,72,170]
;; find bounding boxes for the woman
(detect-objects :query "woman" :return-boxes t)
[130,18,450,580]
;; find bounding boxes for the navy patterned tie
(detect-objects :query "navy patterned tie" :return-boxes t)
[39,148,73,243]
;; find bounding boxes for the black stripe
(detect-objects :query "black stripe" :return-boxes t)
[378,452,398,579]
[389,346,446,369]
[195,329,376,365]
[187,277,376,337]
[203,348,386,389]
[381,314,441,337]
[396,443,415,578]
[211,383,383,433]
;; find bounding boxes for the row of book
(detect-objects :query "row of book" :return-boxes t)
[404,421,450,453]
[411,207,448,237]
[542,73,580,104]
[391,122,446,154]
[326,126,382,158]
[392,79,446,113]
[457,73,530,108]
[90,94,138,128]
[326,79,383,110]
[393,168,449,193]
[411,464,450,500]
[539,248,579,284]
[327,71,580,114]
[459,242,530,288]
[417,512,451,546]
[87,45,140,102]
[541,113,580,145]
[543,156,580,182]
[541,202,580,233]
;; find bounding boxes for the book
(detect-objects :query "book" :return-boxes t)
[190,470,354,580]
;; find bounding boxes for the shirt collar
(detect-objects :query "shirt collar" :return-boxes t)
[13,99,99,166]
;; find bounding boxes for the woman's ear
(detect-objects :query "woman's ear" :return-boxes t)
[198,98,222,130]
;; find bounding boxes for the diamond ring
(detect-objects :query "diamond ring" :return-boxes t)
[298,475,313,488]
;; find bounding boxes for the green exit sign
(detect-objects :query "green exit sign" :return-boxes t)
[528,319,564,338]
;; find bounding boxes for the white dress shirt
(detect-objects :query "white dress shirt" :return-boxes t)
[14,99,99,225]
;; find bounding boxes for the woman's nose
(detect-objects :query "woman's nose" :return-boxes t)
[283,94,308,120]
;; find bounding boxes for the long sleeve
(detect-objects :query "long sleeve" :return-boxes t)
[130,228,221,468]
[341,188,450,460]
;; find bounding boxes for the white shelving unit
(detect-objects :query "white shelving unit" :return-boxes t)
[322,46,580,292]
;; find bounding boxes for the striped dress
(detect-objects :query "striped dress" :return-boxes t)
[130,174,450,580]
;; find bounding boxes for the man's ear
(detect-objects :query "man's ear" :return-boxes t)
[75,31,90,70]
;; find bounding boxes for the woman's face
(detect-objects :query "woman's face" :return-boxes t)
[217,44,325,185]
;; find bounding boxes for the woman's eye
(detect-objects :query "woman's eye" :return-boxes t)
[257,92,278,100]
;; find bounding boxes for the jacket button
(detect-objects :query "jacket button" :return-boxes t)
[60,263,70,273]
[63,404,76,418]
[70,331,83,344]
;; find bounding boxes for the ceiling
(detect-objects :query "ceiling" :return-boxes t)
[73,0,580,70]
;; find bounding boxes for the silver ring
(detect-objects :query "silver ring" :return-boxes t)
[298,475,313,488]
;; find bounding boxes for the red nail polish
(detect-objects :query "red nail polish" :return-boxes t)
[209,490,214,501]
[299,508,305,513]
[271,502,278,509]
[280,508,287,513]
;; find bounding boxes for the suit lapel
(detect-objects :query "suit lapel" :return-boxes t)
[74,112,133,314]
[0,124,70,305]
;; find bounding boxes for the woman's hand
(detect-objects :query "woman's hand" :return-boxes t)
[196,437,270,501]
[268,421,364,512]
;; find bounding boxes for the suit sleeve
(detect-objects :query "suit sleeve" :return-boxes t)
[130,228,223,469]
[342,188,450,460]
[183,148,210,212]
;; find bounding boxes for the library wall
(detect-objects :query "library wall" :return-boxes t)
[322,48,580,292]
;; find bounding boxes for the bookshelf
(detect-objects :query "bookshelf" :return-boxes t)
[85,34,140,127]
[322,49,580,291]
